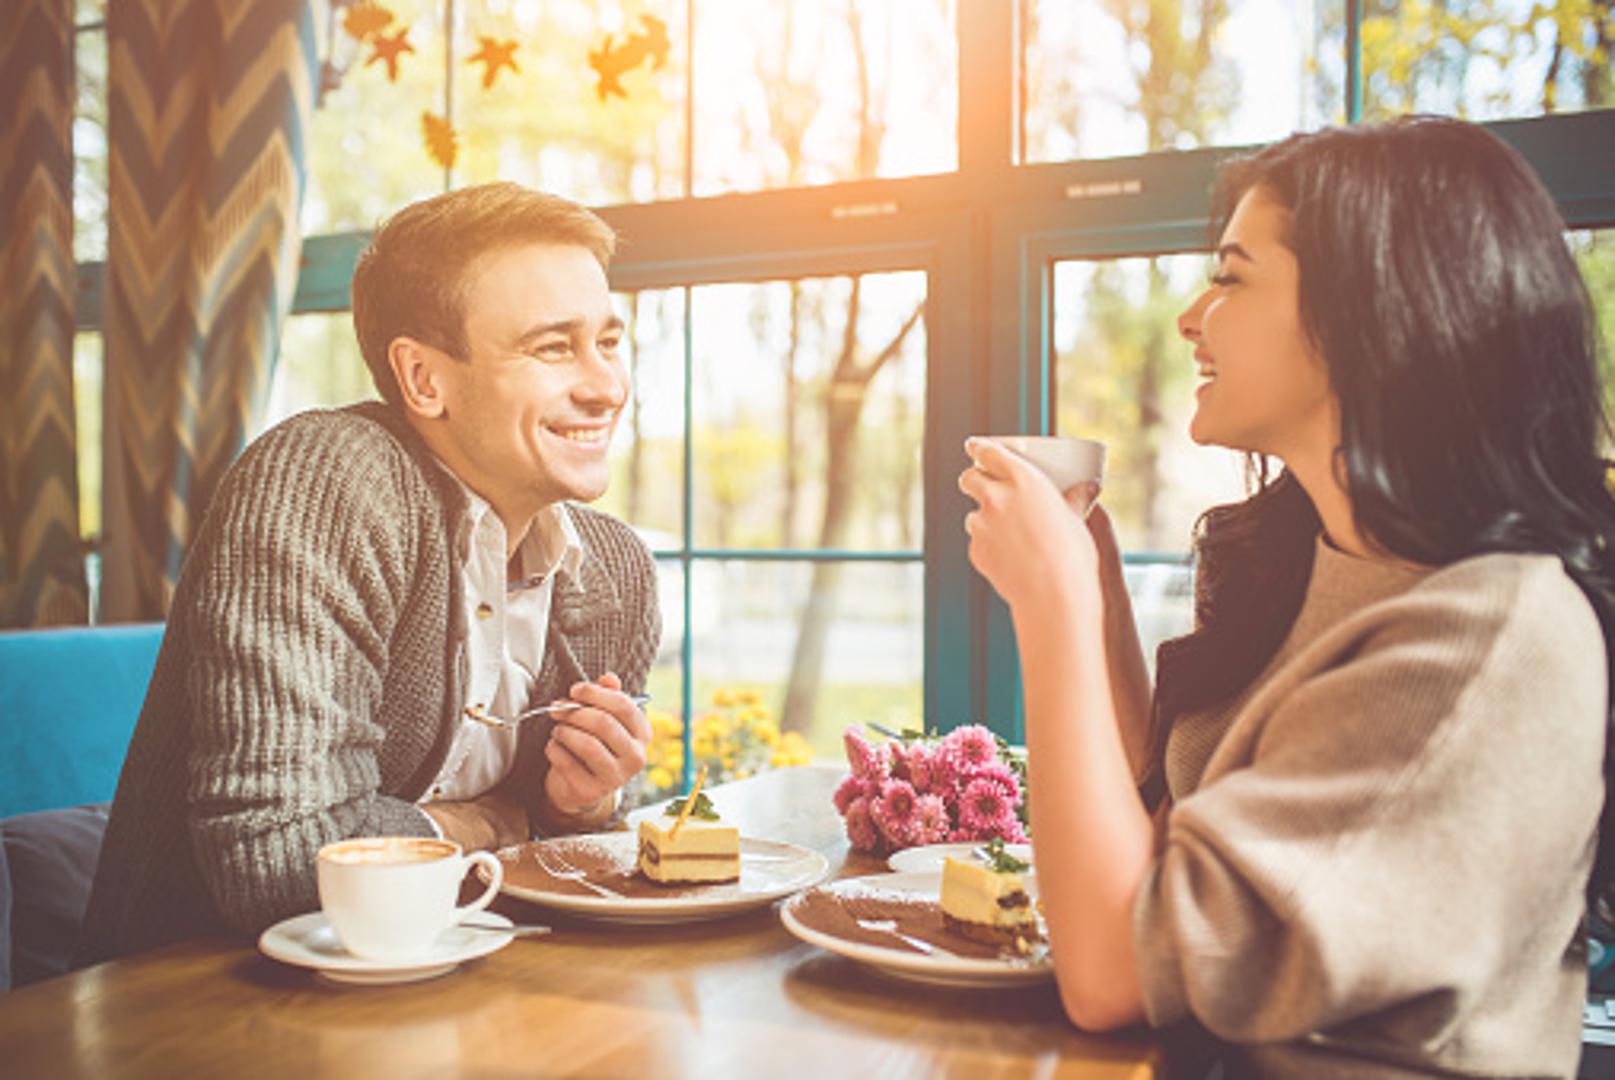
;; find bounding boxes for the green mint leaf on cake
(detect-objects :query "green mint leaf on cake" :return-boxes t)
[663,791,720,820]
[983,837,1030,874]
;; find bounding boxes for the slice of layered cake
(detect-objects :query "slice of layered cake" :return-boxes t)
[940,839,1041,953]
[637,791,740,884]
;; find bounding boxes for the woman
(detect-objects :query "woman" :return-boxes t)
[959,116,1615,1077]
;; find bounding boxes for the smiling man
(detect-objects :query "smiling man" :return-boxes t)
[78,184,661,961]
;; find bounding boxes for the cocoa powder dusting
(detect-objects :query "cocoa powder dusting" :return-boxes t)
[791,887,1007,960]
[503,839,739,900]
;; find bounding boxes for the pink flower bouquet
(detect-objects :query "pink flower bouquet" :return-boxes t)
[835,723,1029,856]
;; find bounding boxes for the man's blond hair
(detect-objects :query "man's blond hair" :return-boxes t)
[351,182,616,407]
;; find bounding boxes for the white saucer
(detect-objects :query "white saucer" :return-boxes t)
[258,910,516,985]
[886,841,1032,876]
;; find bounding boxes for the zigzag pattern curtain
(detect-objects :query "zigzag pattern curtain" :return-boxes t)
[99,0,317,622]
[0,0,87,627]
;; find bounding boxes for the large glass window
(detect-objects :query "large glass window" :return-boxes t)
[1021,0,1341,163]
[1361,1,1614,120]
[687,274,926,551]
[57,2,1615,745]
[693,0,956,194]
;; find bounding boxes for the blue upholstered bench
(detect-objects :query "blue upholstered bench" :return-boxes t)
[0,622,162,989]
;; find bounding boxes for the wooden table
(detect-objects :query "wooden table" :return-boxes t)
[0,765,1166,1078]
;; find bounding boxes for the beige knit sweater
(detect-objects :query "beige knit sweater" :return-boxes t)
[1134,537,1606,1078]
[77,403,660,963]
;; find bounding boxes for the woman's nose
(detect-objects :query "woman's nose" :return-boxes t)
[1178,290,1208,343]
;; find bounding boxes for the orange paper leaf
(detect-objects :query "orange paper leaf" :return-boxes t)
[366,26,414,83]
[588,14,670,103]
[342,2,394,42]
[467,36,520,90]
[422,111,458,170]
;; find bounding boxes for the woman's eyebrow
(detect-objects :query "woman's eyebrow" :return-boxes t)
[1215,241,1255,263]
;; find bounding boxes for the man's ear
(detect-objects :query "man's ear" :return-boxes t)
[388,336,447,420]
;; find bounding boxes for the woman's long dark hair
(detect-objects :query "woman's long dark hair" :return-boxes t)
[1153,116,1615,907]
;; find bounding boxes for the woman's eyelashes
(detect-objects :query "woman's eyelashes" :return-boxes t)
[1209,271,1242,288]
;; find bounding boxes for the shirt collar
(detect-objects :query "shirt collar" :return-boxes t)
[429,454,584,590]
[512,503,583,591]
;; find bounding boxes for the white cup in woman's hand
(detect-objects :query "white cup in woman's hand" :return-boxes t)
[982,436,1106,518]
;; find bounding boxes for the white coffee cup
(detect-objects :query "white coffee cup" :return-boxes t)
[316,836,504,963]
[988,435,1107,492]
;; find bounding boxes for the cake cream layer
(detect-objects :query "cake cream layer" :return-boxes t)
[940,856,1036,929]
[637,818,740,856]
[637,817,741,884]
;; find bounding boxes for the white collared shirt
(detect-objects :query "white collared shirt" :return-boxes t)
[422,479,584,805]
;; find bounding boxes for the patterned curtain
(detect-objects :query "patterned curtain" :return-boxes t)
[0,0,86,628]
[99,0,318,622]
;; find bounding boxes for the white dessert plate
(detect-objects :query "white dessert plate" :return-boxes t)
[257,910,515,985]
[491,832,831,924]
[886,841,1033,876]
[780,871,1052,989]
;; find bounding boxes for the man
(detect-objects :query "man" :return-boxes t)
[78,183,660,961]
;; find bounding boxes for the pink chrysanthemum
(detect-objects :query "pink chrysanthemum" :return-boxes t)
[843,725,891,783]
[844,796,879,852]
[872,778,919,847]
[962,760,1023,809]
[940,724,998,774]
[911,793,951,845]
[901,743,936,792]
[958,776,1015,836]
[832,773,865,815]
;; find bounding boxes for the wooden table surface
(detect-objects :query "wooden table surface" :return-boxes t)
[0,764,1165,1079]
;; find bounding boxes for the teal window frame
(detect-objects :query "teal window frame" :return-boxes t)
[70,2,1615,750]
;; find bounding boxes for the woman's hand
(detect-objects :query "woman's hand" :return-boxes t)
[957,437,1105,613]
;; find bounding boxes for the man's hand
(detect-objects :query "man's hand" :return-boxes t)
[543,672,651,817]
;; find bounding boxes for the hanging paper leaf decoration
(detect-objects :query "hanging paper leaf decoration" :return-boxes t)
[343,2,394,42]
[588,14,670,102]
[422,111,458,170]
[366,26,414,82]
[467,36,520,90]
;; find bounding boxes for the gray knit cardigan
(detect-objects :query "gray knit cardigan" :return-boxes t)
[77,402,660,963]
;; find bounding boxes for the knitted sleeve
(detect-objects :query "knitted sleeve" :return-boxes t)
[1132,557,1605,1045]
[180,413,440,933]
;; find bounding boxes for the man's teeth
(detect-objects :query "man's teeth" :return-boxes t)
[553,427,607,443]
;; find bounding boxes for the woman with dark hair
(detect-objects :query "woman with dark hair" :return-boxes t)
[959,115,1615,1076]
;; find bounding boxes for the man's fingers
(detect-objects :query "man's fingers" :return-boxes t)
[549,722,619,777]
[565,681,652,744]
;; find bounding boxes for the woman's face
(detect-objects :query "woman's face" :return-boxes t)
[1177,187,1337,465]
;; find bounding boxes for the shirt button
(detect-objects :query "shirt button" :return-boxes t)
[476,602,493,619]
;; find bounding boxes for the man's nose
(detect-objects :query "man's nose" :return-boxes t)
[576,346,627,409]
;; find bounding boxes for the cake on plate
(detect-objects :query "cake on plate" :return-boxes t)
[637,791,740,884]
[940,839,1041,952]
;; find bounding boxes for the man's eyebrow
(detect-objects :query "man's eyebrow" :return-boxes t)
[1215,241,1254,263]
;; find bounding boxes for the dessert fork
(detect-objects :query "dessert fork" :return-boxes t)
[853,917,957,958]
[533,847,624,899]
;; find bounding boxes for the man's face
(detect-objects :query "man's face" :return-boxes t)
[433,243,627,514]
